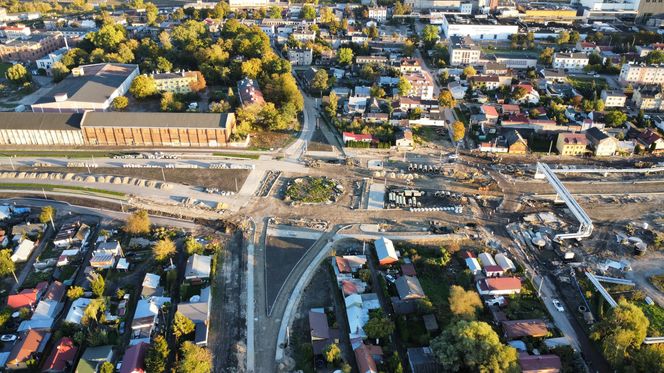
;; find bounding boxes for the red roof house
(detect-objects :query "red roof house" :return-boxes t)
[503,319,550,339]
[519,353,562,373]
[41,337,78,373]
[477,277,521,296]
[119,342,149,373]
[483,265,505,278]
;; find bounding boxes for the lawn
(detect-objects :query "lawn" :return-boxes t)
[568,76,608,97]
[0,183,125,197]
[641,304,664,337]
[0,62,11,78]
[212,152,260,160]
[286,176,338,203]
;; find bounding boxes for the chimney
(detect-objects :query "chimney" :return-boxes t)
[71,67,84,77]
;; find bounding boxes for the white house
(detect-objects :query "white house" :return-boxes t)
[552,52,589,71]
[35,47,67,74]
[185,254,212,281]
[11,239,35,262]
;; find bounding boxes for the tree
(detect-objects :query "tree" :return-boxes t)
[6,63,30,85]
[324,343,341,364]
[462,65,476,78]
[605,110,627,127]
[51,62,69,83]
[112,96,129,111]
[129,75,157,99]
[422,25,440,47]
[591,300,649,366]
[39,206,55,224]
[301,4,316,20]
[397,77,412,96]
[557,30,570,45]
[431,320,519,372]
[173,312,196,341]
[88,24,126,51]
[99,362,114,373]
[146,2,158,25]
[67,286,85,300]
[0,250,17,283]
[452,120,465,142]
[370,85,385,98]
[364,310,395,341]
[269,6,282,19]
[438,90,456,108]
[61,48,89,68]
[594,99,605,112]
[90,272,105,298]
[338,48,354,65]
[539,47,555,65]
[388,351,404,373]
[634,343,664,372]
[241,58,262,79]
[570,31,581,44]
[125,210,151,235]
[172,7,185,21]
[325,91,338,117]
[177,341,212,373]
[311,69,329,93]
[156,57,173,73]
[153,238,176,262]
[145,335,170,373]
[209,100,231,113]
[184,236,204,255]
[160,92,184,112]
[449,285,483,320]
[512,86,528,100]
[647,50,664,64]
[188,71,206,93]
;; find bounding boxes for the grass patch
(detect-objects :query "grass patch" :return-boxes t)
[0,183,125,197]
[650,275,664,293]
[0,62,11,78]
[212,152,260,160]
[568,76,608,97]
[505,280,550,320]
[285,176,339,204]
[641,304,664,337]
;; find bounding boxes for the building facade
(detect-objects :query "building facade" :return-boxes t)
[556,133,588,155]
[440,15,519,41]
[152,71,201,94]
[619,64,664,84]
[287,48,313,66]
[0,31,64,62]
[632,85,664,111]
[600,89,627,107]
[552,53,589,71]
[449,36,481,66]
[0,112,84,146]
[35,47,67,73]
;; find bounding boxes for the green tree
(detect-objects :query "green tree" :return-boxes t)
[388,351,404,373]
[647,50,664,64]
[431,320,519,372]
[422,25,440,47]
[156,57,173,73]
[112,96,129,111]
[67,286,85,300]
[397,76,412,96]
[172,7,185,21]
[90,272,105,298]
[241,58,262,79]
[452,120,465,142]
[177,341,212,373]
[557,31,570,44]
[88,23,126,51]
[591,300,649,367]
[338,48,354,65]
[449,285,483,320]
[634,343,664,372]
[39,206,55,224]
[5,63,30,85]
[129,75,157,99]
[311,69,329,93]
[604,110,627,127]
[364,310,395,341]
[51,62,70,83]
[438,90,456,108]
[184,236,204,256]
[125,210,151,234]
[462,65,476,78]
[0,250,17,283]
[209,100,231,113]
[325,91,338,117]
[61,48,89,68]
[301,4,316,20]
[99,362,114,373]
[269,6,282,18]
[370,85,386,98]
[324,343,341,364]
[539,47,555,65]
[0,308,12,329]
[173,312,196,341]
[145,335,170,373]
[512,86,528,100]
[153,238,176,262]
[146,2,158,26]
[594,99,605,112]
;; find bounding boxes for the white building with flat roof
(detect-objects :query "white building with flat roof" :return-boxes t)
[441,15,519,41]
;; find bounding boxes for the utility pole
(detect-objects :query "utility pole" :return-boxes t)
[161,167,166,182]
[9,156,14,171]
[42,188,47,200]
[234,177,238,193]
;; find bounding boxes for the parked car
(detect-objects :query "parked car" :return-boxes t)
[0,334,17,342]
[552,299,564,312]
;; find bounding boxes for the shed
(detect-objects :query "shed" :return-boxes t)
[374,237,398,266]
[495,253,516,272]
[463,251,482,274]
[185,254,212,280]
[502,319,550,339]
[478,252,497,266]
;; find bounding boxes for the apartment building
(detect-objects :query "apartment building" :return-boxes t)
[287,48,313,66]
[552,52,589,71]
[368,7,388,22]
[449,35,481,66]
[619,64,664,84]
[0,24,31,39]
[632,85,664,111]
[152,71,202,94]
[399,58,422,74]
[600,89,627,108]
[403,71,435,100]
[0,31,64,63]
[556,133,588,155]
[356,55,388,65]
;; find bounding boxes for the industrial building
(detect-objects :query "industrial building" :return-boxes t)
[80,112,236,147]
[0,112,84,146]
[440,15,519,41]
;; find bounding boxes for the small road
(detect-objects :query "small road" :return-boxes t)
[626,253,664,308]
[10,223,55,293]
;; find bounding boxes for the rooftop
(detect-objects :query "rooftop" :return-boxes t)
[0,112,82,131]
[81,112,234,130]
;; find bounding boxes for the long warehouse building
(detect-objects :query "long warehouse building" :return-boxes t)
[0,112,236,147]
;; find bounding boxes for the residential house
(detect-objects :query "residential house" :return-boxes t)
[585,127,617,156]
[636,128,664,153]
[345,96,368,114]
[513,83,540,104]
[396,129,415,151]
[5,330,50,370]
[632,85,664,111]
[374,237,398,266]
[399,58,421,73]
[477,277,522,296]
[64,297,92,324]
[177,286,211,346]
[484,265,504,277]
[556,133,588,156]
[407,347,440,373]
[18,281,66,332]
[519,353,562,373]
[41,337,77,373]
[131,297,168,342]
[505,130,528,154]
[152,71,202,94]
[552,52,589,71]
[89,240,122,269]
[470,75,501,90]
[463,251,482,275]
[449,35,481,66]
[53,221,89,247]
[35,47,67,74]
[345,293,381,339]
[237,77,265,107]
[185,254,212,281]
[502,319,550,339]
[287,48,313,66]
[481,105,500,124]
[402,71,435,100]
[333,255,367,274]
[11,238,35,262]
[540,69,568,84]
[354,341,380,373]
[395,276,426,300]
[576,41,599,54]
[141,273,162,298]
[368,7,387,22]
[11,222,45,241]
[448,82,467,100]
[355,55,388,65]
[119,342,149,373]
[343,132,374,144]
[484,63,509,75]
[600,89,627,108]
[7,282,47,309]
[308,308,340,355]
[75,345,114,373]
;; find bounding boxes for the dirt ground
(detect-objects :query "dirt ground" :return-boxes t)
[250,131,296,151]
[265,235,317,313]
[308,127,334,152]
[10,167,250,191]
